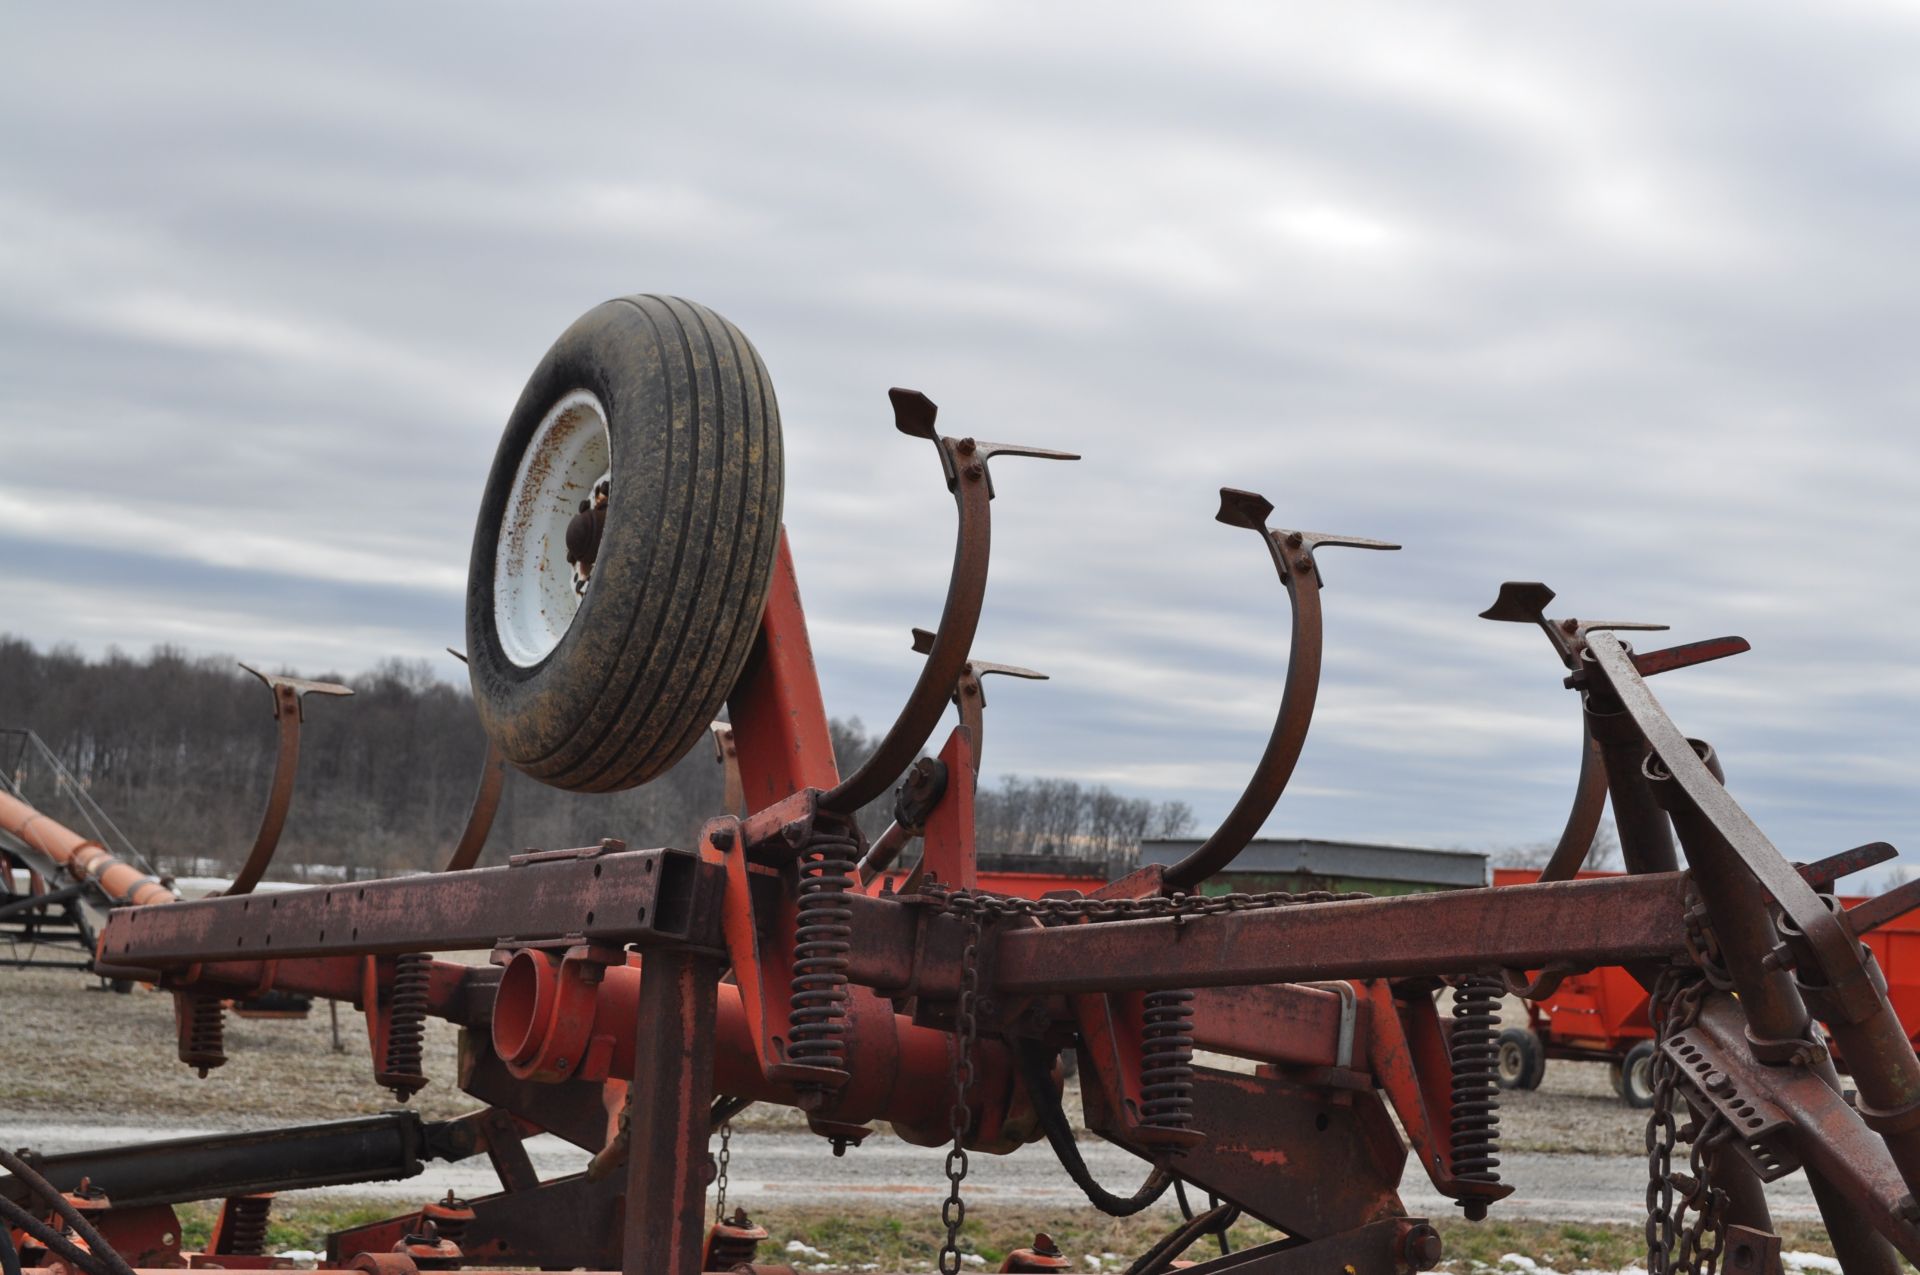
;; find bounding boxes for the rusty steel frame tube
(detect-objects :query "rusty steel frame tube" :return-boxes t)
[487,951,1015,1137]
[623,948,720,1275]
[1581,695,1678,876]
[98,847,721,965]
[1646,744,1896,1269]
[986,872,1689,995]
[1584,634,1884,1021]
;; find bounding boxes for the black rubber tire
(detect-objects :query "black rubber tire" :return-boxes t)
[467,295,784,792]
[1495,1027,1546,1091]
[1617,1041,1657,1108]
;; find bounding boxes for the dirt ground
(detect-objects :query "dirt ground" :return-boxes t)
[0,965,474,1125]
[0,966,1642,1155]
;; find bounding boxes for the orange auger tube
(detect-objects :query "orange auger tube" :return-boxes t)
[0,788,176,910]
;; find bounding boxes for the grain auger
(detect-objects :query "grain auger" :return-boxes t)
[11,293,1920,1275]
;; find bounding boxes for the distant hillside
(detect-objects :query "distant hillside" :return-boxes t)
[0,636,1190,879]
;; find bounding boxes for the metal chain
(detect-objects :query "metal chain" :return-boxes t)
[939,901,983,1275]
[714,1121,732,1223]
[917,883,1369,928]
[919,881,1363,1271]
[1645,964,1720,1275]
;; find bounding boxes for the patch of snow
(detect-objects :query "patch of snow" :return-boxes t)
[1083,1258,1103,1271]
[785,1241,830,1261]
[275,1252,319,1270]
[1499,1257,1540,1271]
[962,1255,987,1267]
[1782,1255,1841,1274]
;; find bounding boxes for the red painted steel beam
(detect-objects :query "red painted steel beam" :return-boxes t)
[97,846,721,966]
[727,532,841,809]
[990,873,1690,994]
[1191,983,1356,1067]
[622,948,721,1275]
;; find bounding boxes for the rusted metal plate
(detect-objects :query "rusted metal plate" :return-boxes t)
[1090,1067,1406,1238]
[98,846,722,965]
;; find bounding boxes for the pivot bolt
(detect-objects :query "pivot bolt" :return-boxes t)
[1401,1223,1442,1271]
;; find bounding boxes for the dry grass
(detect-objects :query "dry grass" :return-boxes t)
[0,966,473,1125]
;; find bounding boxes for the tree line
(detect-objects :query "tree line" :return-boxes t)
[0,635,1193,881]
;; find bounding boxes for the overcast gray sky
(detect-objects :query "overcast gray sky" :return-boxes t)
[4,4,1917,865]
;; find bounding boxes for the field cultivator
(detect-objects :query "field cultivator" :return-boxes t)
[8,294,1920,1275]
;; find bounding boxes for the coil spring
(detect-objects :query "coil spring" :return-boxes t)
[219,1195,273,1256]
[381,951,431,1099]
[1448,976,1504,1197]
[179,991,227,1078]
[707,1209,764,1270]
[788,827,858,1082]
[1139,987,1196,1130]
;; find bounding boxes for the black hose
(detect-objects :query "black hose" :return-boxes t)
[0,1147,134,1275]
[1123,1204,1236,1275]
[0,1196,108,1275]
[1170,1177,1237,1256]
[1013,1040,1172,1217]
[0,1219,23,1275]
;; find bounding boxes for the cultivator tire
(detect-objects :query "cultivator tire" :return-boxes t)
[1494,1027,1544,1091]
[466,294,784,792]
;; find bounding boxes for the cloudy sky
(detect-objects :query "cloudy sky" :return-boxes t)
[4,4,1917,866]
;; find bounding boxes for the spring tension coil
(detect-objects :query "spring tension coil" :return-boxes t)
[788,823,860,1086]
[220,1196,272,1256]
[381,951,432,1100]
[1139,988,1198,1130]
[1448,975,1504,1216]
[179,991,228,1077]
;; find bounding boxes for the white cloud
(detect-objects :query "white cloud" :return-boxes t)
[2,2,1918,857]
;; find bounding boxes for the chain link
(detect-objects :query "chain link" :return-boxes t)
[1645,963,1723,1275]
[714,1120,732,1223]
[918,883,1370,928]
[922,882,1365,1272]
[939,905,983,1275]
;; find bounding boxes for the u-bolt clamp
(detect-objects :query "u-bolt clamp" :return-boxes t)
[819,388,1075,817]
[1479,581,1747,883]
[224,664,352,896]
[1159,488,1397,893]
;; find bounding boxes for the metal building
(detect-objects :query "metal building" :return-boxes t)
[1138,837,1488,896]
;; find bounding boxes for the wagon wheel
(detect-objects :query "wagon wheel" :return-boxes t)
[465,295,784,792]
[1494,1028,1544,1091]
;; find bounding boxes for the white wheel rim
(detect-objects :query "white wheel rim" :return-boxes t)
[494,390,612,668]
